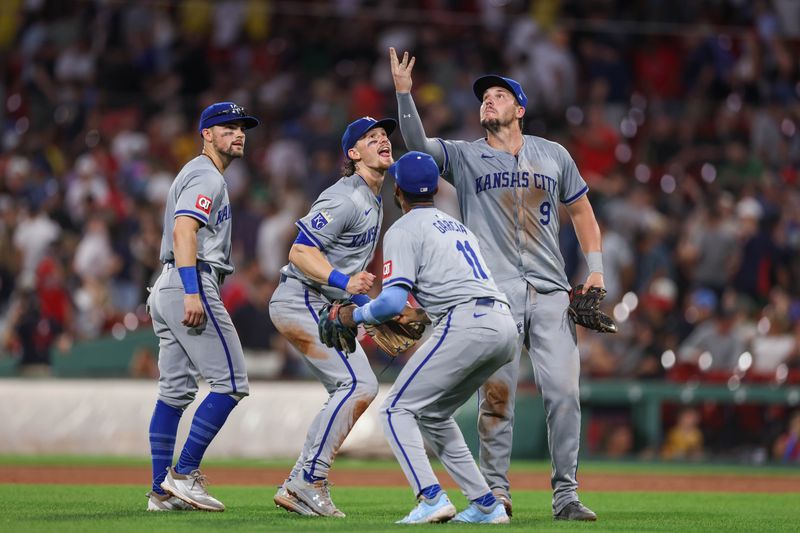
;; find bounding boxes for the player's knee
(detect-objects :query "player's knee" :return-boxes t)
[355,374,379,402]
[158,391,196,410]
[379,402,393,432]
[379,397,411,421]
[480,380,512,416]
[229,391,248,402]
[210,382,249,398]
[544,387,580,412]
[378,397,393,421]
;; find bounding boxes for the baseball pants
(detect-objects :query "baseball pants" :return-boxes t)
[149,265,249,409]
[381,298,517,500]
[269,275,378,481]
[478,280,581,514]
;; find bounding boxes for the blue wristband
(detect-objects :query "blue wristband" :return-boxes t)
[178,266,199,294]
[327,269,350,291]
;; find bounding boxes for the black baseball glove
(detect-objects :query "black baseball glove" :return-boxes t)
[318,302,358,354]
[568,284,617,333]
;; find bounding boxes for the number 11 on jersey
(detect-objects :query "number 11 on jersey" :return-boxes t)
[456,240,488,280]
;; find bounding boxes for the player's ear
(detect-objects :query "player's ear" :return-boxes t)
[201,127,213,143]
[347,147,361,162]
[515,105,525,119]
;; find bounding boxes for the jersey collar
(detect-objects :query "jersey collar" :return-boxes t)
[480,135,526,157]
[355,173,382,203]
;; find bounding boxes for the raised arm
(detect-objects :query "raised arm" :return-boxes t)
[390,47,446,169]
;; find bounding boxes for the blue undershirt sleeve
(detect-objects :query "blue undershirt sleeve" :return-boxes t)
[353,286,408,325]
[351,294,371,307]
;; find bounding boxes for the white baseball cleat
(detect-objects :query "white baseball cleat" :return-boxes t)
[451,501,510,524]
[395,492,457,524]
[274,484,319,516]
[285,476,345,517]
[146,490,195,511]
[160,467,225,512]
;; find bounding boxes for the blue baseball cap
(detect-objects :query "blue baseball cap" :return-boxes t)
[198,102,260,133]
[341,116,397,158]
[473,75,528,108]
[389,151,439,194]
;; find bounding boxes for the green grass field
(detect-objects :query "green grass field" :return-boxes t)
[1,457,798,532]
[1,485,798,532]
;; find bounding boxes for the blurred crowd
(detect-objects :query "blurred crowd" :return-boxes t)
[0,0,799,419]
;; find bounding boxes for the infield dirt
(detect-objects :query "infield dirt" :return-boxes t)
[1,465,798,493]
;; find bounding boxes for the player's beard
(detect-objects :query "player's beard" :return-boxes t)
[211,137,244,159]
[480,115,515,134]
[221,142,244,159]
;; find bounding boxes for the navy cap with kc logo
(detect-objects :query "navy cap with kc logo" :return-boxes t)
[198,102,260,133]
[341,116,397,158]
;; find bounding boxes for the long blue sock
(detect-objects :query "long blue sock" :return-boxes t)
[175,392,238,474]
[472,492,497,507]
[149,400,183,494]
[420,483,442,500]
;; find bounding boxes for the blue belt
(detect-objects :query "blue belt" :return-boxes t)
[475,297,496,307]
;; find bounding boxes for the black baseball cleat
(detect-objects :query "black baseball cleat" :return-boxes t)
[554,501,597,521]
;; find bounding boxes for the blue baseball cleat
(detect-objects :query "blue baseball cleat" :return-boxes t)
[396,492,457,524]
[451,502,510,524]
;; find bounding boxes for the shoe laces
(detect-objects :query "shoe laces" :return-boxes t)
[189,470,209,491]
[313,479,332,497]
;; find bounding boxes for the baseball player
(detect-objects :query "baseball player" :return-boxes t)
[319,151,518,524]
[269,116,397,517]
[390,48,604,521]
[145,102,259,511]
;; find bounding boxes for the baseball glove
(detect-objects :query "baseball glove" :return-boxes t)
[364,319,427,357]
[568,284,617,333]
[318,302,358,354]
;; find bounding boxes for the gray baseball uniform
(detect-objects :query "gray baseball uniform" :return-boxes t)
[269,173,381,481]
[151,155,248,407]
[398,92,587,514]
[379,207,517,500]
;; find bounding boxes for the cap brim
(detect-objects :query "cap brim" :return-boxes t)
[367,118,397,137]
[204,116,260,130]
[240,116,260,129]
[473,75,516,104]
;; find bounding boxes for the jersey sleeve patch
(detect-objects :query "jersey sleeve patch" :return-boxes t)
[310,210,332,230]
[383,260,392,279]
[195,194,212,214]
